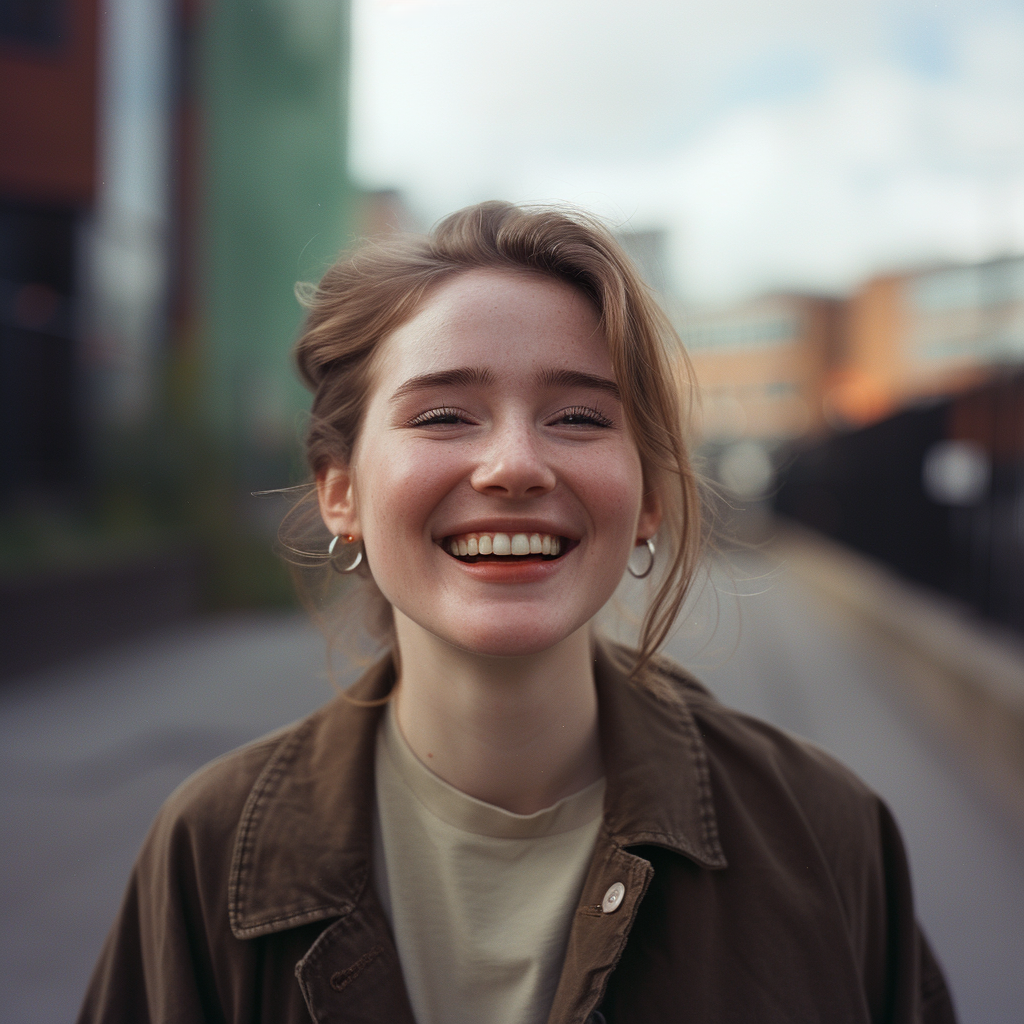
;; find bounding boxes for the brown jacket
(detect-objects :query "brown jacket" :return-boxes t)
[78,642,956,1023]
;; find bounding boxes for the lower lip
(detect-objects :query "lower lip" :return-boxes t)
[443,551,569,583]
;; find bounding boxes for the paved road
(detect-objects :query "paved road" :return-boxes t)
[0,612,342,1024]
[2,556,1023,1022]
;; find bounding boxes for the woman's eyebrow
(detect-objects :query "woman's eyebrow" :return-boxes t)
[538,368,620,400]
[390,367,496,401]
[389,366,621,402]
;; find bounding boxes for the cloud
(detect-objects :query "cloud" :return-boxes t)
[350,0,1024,300]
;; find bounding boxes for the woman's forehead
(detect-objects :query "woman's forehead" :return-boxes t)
[378,269,611,381]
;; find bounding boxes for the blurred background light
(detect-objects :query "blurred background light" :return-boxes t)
[718,439,775,499]
[922,438,992,505]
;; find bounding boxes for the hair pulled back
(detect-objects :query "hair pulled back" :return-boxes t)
[290,200,704,676]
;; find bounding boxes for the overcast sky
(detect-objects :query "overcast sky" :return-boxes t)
[350,0,1024,303]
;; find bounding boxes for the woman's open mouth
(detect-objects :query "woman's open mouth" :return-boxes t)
[442,531,572,563]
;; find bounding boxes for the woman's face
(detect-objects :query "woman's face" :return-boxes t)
[319,269,661,658]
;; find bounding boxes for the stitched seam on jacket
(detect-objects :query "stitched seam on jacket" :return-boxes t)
[228,719,313,928]
[663,659,729,860]
[242,862,371,936]
[605,646,727,868]
[330,945,384,992]
[682,704,724,858]
[664,680,725,863]
[580,851,656,1020]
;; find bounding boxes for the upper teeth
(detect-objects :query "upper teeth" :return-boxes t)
[447,532,561,557]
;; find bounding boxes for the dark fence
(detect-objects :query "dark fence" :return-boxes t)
[775,370,1024,636]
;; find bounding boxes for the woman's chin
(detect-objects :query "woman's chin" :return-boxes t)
[430,617,584,660]
[455,637,565,659]
[390,595,603,662]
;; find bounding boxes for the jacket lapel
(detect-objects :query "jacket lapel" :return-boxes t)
[228,658,396,939]
[295,901,417,1024]
[594,642,727,870]
[547,838,656,1023]
[546,641,728,1023]
[226,656,416,1021]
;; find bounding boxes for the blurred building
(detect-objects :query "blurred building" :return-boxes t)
[1,0,356,675]
[828,256,1024,427]
[1,0,100,505]
[680,294,843,443]
[776,257,1024,637]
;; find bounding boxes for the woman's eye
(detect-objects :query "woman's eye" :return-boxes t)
[554,406,613,428]
[407,407,468,427]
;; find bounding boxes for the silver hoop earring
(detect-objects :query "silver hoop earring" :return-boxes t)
[328,534,364,574]
[627,538,656,580]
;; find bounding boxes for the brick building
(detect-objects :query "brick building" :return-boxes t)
[679,293,843,443]
[829,256,1024,426]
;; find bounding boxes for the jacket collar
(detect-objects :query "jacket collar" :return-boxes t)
[593,642,726,870]
[228,639,726,940]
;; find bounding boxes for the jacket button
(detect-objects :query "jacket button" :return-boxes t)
[601,882,625,913]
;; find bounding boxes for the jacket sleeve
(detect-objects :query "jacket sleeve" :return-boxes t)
[872,799,957,1024]
[76,798,233,1024]
[73,731,291,1024]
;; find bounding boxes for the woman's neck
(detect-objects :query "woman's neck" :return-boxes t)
[390,611,603,815]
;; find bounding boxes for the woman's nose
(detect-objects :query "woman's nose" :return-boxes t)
[469,422,557,498]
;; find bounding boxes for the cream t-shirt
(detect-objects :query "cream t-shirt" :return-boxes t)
[372,702,605,1024]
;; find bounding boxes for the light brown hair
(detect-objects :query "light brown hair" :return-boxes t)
[287,200,704,677]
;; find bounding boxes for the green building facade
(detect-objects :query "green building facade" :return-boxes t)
[192,0,355,602]
[202,0,354,491]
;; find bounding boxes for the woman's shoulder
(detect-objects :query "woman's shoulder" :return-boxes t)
[174,723,294,806]
[142,718,309,866]
[647,647,869,778]
[156,654,394,835]
[146,696,362,890]
[79,700,366,1021]
[634,646,886,842]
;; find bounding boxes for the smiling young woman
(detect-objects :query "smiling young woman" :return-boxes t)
[78,203,956,1024]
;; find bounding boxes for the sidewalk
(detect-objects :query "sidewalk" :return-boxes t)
[772,523,1024,835]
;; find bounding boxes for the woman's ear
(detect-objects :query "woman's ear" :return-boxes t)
[637,485,662,543]
[317,464,361,540]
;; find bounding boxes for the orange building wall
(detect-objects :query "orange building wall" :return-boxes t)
[834,270,995,427]
[685,295,841,442]
[827,274,906,426]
